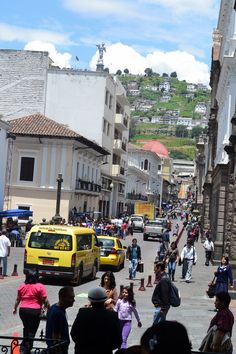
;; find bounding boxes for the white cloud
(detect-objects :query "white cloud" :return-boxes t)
[0,22,72,45]
[90,43,210,85]
[24,41,72,68]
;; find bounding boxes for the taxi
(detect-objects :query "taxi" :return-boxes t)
[97,235,126,271]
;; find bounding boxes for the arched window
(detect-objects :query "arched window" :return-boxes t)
[144,159,148,170]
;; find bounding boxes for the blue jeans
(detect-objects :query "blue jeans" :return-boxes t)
[168,260,176,280]
[129,259,138,279]
[153,307,167,325]
[0,256,8,276]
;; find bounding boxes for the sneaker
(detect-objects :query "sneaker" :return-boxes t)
[185,280,190,283]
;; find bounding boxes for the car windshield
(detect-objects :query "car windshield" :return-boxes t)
[147,221,163,226]
[131,217,142,221]
[28,232,72,251]
[99,238,115,248]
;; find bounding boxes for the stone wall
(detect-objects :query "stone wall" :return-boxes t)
[0,50,49,119]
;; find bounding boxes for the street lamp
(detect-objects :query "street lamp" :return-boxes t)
[53,173,63,224]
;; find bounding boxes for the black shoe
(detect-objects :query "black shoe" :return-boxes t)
[185,280,190,283]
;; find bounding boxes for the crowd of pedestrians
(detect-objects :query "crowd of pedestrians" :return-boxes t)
[1,204,234,354]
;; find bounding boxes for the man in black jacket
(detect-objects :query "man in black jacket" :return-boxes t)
[152,261,171,325]
[126,238,141,280]
[71,287,122,354]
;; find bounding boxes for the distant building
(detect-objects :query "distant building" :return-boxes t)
[159,81,170,92]
[186,83,197,92]
[128,89,140,96]
[195,102,207,114]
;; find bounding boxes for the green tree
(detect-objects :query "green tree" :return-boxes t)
[191,126,205,138]
[104,67,109,73]
[124,68,129,74]
[170,71,177,78]
[116,69,122,75]
[129,118,137,139]
[162,73,169,77]
[175,125,188,137]
[144,68,153,77]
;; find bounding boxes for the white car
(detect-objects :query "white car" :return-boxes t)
[130,216,144,232]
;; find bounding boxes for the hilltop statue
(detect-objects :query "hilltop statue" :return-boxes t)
[96,43,106,60]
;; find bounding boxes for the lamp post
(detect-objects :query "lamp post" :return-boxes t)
[109,182,114,218]
[53,173,63,224]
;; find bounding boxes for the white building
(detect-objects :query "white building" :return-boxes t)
[187,83,197,92]
[159,81,170,92]
[125,144,163,213]
[0,119,10,211]
[195,103,207,114]
[0,50,130,218]
[5,114,109,223]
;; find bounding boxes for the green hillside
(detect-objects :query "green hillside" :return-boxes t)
[117,73,210,160]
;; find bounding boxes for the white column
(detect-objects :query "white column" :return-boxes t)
[49,145,57,188]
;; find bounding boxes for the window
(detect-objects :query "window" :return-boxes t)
[82,164,85,179]
[109,95,113,109]
[103,119,107,133]
[29,232,72,251]
[105,90,109,105]
[91,168,94,181]
[141,161,144,170]
[20,157,35,181]
[87,166,90,179]
[144,159,148,170]
[76,162,80,180]
[76,234,92,250]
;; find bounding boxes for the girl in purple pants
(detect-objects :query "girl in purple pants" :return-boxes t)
[114,286,142,349]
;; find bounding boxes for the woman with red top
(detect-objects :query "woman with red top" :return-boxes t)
[13,269,50,353]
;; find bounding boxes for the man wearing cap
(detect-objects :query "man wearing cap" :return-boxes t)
[71,287,122,354]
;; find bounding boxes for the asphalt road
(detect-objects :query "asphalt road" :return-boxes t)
[0,222,235,352]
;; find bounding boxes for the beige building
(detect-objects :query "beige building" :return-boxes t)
[5,114,109,223]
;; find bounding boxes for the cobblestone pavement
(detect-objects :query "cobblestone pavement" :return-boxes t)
[0,221,235,352]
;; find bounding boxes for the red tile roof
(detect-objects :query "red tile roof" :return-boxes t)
[9,113,79,138]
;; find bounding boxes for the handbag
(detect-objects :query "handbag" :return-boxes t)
[137,261,144,273]
[199,325,232,353]
[39,307,48,321]
[206,276,216,298]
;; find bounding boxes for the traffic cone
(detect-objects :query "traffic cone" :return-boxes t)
[146,275,153,287]
[0,266,4,279]
[12,264,18,276]
[138,278,146,291]
[11,332,20,354]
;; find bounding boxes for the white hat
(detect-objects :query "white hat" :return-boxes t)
[88,287,107,303]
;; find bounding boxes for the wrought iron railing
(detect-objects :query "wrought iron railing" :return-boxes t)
[0,335,67,354]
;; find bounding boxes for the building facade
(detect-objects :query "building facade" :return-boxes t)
[0,119,10,211]
[5,114,109,223]
[202,1,236,271]
[0,49,130,218]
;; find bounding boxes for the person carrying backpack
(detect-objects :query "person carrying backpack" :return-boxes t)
[152,261,171,325]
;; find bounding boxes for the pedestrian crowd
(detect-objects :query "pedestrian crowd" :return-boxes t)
[0,204,234,354]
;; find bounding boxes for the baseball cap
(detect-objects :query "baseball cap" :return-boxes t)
[88,287,107,303]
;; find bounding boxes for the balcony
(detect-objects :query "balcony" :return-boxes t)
[112,165,125,177]
[126,193,148,201]
[115,113,128,130]
[75,179,101,193]
[113,139,123,154]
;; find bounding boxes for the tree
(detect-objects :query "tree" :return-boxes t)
[104,67,109,73]
[175,125,188,137]
[144,68,153,77]
[124,68,129,75]
[116,69,122,75]
[129,119,137,139]
[170,71,177,78]
[191,126,205,139]
[162,73,169,77]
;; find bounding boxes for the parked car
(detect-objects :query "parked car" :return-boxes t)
[143,219,164,241]
[97,235,126,271]
[130,216,144,232]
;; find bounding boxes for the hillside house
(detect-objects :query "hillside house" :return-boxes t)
[187,83,197,92]
[195,102,207,114]
[159,81,170,92]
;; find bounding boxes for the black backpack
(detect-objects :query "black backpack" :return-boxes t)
[169,280,181,307]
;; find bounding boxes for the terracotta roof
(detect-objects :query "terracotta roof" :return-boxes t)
[9,113,110,156]
[10,113,79,138]
[142,140,169,158]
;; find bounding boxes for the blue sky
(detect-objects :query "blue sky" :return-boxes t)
[0,0,221,84]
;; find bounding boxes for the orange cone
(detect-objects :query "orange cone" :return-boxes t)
[11,332,20,354]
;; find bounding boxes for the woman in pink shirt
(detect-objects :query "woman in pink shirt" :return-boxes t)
[13,269,50,353]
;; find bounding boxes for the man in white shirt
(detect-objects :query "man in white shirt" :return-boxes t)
[0,230,11,276]
[180,239,197,283]
[203,237,214,266]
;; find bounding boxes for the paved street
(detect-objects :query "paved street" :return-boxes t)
[0,222,235,352]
